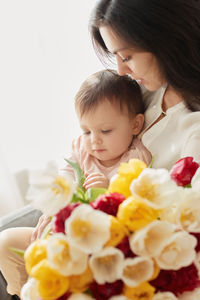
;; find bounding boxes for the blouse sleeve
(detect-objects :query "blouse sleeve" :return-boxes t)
[181,134,200,164]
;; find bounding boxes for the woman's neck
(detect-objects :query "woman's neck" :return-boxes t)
[162,85,184,112]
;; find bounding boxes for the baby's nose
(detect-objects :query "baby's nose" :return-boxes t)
[91,133,101,143]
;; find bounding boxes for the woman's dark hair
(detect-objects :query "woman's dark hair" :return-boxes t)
[89,0,200,111]
[75,69,144,117]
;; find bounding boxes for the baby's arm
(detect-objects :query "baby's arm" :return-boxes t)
[83,172,109,189]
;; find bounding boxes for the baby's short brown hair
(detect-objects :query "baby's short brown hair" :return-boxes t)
[75,69,144,117]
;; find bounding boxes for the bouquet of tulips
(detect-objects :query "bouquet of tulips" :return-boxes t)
[20,157,200,300]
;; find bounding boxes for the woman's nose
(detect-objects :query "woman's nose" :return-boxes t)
[116,56,131,76]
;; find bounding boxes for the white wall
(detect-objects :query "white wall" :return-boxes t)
[0,0,102,173]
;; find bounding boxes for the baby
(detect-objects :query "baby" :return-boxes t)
[64,69,152,189]
[0,70,152,298]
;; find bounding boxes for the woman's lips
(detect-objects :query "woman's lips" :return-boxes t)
[130,75,144,85]
[136,79,144,85]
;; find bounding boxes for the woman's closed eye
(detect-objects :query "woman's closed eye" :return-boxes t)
[121,56,131,63]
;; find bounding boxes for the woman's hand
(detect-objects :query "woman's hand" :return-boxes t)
[31,214,51,243]
[83,172,109,189]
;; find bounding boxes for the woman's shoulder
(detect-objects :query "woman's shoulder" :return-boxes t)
[179,109,200,131]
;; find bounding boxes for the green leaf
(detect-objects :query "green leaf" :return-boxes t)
[9,247,24,258]
[148,156,155,168]
[71,192,83,203]
[64,159,86,192]
[76,187,86,199]
[41,222,52,239]
[85,289,93,296]
[85,187,107,201]
[184,183,192,188]
[71,192,90,204]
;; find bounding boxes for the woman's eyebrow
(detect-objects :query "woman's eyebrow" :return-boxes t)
[112,47,128,55]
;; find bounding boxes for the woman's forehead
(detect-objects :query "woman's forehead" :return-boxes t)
[99,25,129,54]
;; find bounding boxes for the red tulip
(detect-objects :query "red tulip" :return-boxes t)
[150,263,200,295]
[90,192,125,216]
[52,202,80,234]
[90,280,123,300]
[170,157,199,186]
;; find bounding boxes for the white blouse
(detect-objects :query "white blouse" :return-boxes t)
[141,87,200,169]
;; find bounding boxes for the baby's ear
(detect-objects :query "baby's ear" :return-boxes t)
[131,114,144,135]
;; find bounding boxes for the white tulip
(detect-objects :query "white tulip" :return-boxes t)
[177,188,200,232]
[191,167,200,190]
[178,287,200,300]
[153,292,178,300]
[47,233,88,276]
[26,161,75,216]
[20,278,40,300]
[68,293,94,300]
[155,231,197,270]
[66,204,110,253]
[121,256,154,287]
[89,247,124,284]
[130,168,179,209]
[129,221,176,257]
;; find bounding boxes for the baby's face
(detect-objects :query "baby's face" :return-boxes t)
[79,100,143,167]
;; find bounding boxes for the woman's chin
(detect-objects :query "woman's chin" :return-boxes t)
[143,82,164,92]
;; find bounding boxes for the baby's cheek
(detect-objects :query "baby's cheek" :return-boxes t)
[84,139,92,151]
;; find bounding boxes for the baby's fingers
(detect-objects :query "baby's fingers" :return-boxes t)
[83,175,102,187]
[85,172,105,180]
[84,180,106,189]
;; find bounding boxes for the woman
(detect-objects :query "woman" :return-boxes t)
[1,0,200,297]
[89,0,200,169]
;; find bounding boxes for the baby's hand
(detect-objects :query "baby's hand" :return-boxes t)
[31,214,51,243]
[83,172,109,189]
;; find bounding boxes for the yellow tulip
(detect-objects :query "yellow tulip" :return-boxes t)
[109,175,134,198]
[68,267,93,293]
[118,159,147,177]
[117,197,160,231]
[31,259,69,300]
[109,159,147,198]
[24,239,47,275]
[123,282,155,300]
[105,215,128,247]
[150,261,160,280]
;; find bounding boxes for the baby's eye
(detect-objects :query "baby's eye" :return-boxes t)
[102,130,112,134]
[83,131,90,135]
